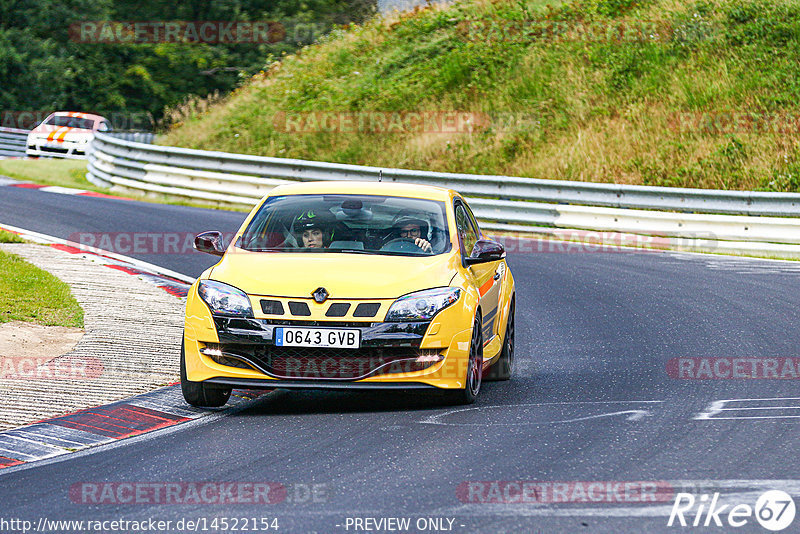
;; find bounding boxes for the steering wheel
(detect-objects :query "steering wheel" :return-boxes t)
[380,237,428,253]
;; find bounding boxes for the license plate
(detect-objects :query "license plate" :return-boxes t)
[274,327,360,349]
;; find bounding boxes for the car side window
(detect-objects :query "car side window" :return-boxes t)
[454,203,478,257]
[462,200,482,238]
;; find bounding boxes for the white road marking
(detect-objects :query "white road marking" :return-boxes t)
[667,252,800,274]
[695,397,800,420]
[421,400,662,426]
[38,185,88,195]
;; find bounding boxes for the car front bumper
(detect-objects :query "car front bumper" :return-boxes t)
[26,141,88,159]
[184,315,474,391]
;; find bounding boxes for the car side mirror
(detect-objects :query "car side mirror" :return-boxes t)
[194,231,226,256]
[465,239,505,265]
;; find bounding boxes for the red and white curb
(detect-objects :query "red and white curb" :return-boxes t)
[0,385,267,471]
[0,224,260,472]
[0,223,192,297]
[1,178,131,201]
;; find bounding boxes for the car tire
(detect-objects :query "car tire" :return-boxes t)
[442,314,483,405]
[485,297,515,381]
[180,340,232,408]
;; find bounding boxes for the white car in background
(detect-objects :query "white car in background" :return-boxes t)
[26,112,111,159]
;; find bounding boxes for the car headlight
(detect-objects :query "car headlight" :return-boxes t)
[385,287,461,322]
[197,280,254,317]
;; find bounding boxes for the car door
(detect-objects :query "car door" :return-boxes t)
[454,199,502,344]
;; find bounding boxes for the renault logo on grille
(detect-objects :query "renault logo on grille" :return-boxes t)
[312,287,329,303]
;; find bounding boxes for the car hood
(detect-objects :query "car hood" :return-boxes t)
[209,249,459,299]
[30,125,93,135]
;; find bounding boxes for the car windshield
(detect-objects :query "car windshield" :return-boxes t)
[45,115,95,130]
[239,194,451,256]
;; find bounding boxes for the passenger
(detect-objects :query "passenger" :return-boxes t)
[294,210,334,248]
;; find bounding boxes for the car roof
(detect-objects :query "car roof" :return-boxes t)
[49,111,107,122]
[267,181,455,201]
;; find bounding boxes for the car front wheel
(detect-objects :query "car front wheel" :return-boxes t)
[442,315,483,405]
[180,340,232,408]
[485,296,514,381]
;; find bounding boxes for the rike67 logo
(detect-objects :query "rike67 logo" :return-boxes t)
[668,490,796,531]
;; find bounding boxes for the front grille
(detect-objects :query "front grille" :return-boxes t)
[260,299,284,315]
[325,303,350,317]
[288,301,311,316]
[258,300,381,319]
[220,344,439,380]
[353,303,380,317]
[39,146,70,154]
[254,319,375,328]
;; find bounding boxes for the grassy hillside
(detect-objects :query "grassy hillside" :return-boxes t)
[161,0,800,192]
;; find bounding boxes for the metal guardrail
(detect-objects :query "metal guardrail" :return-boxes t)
[0,127,29,158]
[109,132,157,144]
[88,133,800,216]
[86,132,800,257]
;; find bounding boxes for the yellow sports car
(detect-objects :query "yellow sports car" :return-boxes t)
[182,181,515,406]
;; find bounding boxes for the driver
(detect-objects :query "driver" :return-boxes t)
[392,213,432,253]
[293,210,334,248]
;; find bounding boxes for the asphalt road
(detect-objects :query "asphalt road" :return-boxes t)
[2,186,800,533]
[0,186,245,277]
